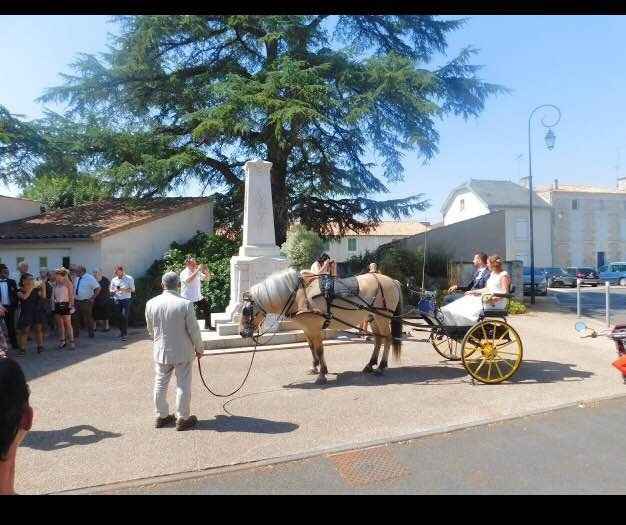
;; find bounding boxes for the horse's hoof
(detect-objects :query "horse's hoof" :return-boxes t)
[309,368,319,375]
[315,376,328,385]
[362,365,374,374]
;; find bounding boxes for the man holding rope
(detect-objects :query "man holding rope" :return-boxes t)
[145,272,204,431]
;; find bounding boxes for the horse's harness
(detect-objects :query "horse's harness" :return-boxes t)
[198,273,401,397]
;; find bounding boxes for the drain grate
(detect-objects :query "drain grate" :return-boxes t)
[328,446,409,487]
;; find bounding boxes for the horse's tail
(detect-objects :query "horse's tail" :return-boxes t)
[391,281,403,361]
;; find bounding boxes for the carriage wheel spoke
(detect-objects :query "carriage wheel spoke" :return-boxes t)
[494,339,517,350]
[494,326,510,346]
[486,361,492,381]
[494,361,504,378]
[498,350,521,358]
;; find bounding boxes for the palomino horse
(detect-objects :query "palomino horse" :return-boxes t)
[238,268,403,385]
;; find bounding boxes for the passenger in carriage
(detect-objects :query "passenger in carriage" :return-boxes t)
[439,254,510,326]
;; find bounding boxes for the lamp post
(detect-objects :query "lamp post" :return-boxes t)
[528,104,561,304]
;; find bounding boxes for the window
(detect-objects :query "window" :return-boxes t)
[572,199,579,210]
[39,256,48,269]
[321,240,330,251]
[62,256,70,269]
[515,253,529,266]
[347,238,357,252]
[459,199,465,212]
[515,219,529,240]
[16,257,25,266]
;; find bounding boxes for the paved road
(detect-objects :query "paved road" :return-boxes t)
[106,395,626,494]
[551,286,626,322]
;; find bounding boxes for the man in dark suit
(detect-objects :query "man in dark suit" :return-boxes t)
[448,252,491,293]
[0,264,19,350]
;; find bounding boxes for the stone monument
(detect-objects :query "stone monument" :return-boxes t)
[211,160,289,335]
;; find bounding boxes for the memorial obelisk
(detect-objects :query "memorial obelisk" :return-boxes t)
[211,160,289,334]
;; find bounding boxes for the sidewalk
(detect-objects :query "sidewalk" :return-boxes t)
[13,304,626,494]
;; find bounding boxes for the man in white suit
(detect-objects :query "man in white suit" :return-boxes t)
[145,271,204,431]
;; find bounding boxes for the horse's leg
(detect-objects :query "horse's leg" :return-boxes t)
[313,336,328,385]
[376,318,392,375]
[306,335,320,375]
[363,319,382,373]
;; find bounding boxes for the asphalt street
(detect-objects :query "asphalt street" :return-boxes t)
[551,286,626,323]
[107,395,626,494]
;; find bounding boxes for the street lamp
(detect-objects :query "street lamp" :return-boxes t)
[528,104,561,304]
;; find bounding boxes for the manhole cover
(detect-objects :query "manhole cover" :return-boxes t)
[328,446,409,487]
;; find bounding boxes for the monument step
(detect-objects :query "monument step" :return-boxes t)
[206,319,301,336]
[202,328,339,351]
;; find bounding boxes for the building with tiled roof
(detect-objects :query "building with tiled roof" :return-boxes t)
[324,220,431,263]
[0,197,213,278]
[536,177,626,268]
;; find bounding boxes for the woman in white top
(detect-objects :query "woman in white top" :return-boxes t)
[52,268,75,350]
[440,254,511,326]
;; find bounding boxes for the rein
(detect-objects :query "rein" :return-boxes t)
[196,277,302,398]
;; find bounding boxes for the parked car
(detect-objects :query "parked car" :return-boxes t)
[537,267,576,288]
[598,262,626,286]
[565,267,601,286]
[523,267,548,296]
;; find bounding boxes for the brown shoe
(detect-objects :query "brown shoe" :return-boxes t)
[176,415,198,431]
[155,414,176,428]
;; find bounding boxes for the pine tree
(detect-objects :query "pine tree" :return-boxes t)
[38,15,505,243]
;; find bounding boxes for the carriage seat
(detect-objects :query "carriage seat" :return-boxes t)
[480,286,515,319]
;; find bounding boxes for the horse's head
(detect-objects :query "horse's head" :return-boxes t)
[238,292,266,338]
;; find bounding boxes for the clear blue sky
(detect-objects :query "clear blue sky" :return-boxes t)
[2,15,626,224]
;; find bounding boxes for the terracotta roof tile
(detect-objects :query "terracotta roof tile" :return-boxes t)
[0,197,210,243]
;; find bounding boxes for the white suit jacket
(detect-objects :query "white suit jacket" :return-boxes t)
[145,290,204,365]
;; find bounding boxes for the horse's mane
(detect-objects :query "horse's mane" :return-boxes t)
[249,267,301,312]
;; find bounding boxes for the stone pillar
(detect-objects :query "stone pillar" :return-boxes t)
[211,160,289,334]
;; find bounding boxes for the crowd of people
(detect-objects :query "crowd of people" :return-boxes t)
[0,262,137,357]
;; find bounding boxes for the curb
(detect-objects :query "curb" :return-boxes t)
[53,390,626,495]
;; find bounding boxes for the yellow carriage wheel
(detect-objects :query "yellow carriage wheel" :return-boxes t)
[430,331,461,361]
[461,319,523,384]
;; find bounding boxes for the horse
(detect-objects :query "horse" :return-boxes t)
[238,268,403,385]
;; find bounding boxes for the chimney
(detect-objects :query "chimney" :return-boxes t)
[618,176,626,192]
[553,179,559,190]
[519,176,530,188]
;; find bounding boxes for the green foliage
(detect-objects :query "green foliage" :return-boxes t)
[131,232,239,324]
[10,15,504,243]
[22,173,113,209]
[280,224,324,270]
[506,298,527,315]
[344,243,452,302]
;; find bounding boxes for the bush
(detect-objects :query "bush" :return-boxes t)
[130,232,239,326]
[281,224,325,270]
[506,298,527,315]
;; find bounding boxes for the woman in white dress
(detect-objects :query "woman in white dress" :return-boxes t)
[440,255,511,326]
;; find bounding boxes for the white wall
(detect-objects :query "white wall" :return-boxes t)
[0,196,41,223]
[443,190,489,226]
[100,203,213,278]
[0,241,100,278]
[327,235,410,263]
[504,208,552,267]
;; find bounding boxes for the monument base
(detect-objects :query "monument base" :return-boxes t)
[211,253,290,334]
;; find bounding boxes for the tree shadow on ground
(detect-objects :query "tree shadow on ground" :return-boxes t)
[22,424,122,451]
[506,359,594,384]
[196,415,299,434]
[283,364,468,390]
[4,329,147,382]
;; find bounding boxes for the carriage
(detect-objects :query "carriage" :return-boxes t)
[402,289,524,384]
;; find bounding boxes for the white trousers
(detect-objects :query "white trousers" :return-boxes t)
[154,361,192,419]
